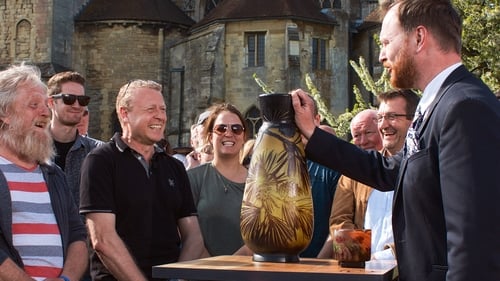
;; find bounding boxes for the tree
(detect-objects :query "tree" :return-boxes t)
[332,1,499,137]
[256,1,499,138]
[455,0,499,92]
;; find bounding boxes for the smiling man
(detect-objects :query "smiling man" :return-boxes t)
[376,89,419,155]
[47,71,103,211]
[0,63,88,281]
[79,80,205,281]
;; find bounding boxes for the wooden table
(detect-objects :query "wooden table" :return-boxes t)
[153,255,398,281]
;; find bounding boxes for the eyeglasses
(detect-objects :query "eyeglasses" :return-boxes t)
[213,124,245,136]
[377,113,413,122]
[52,93,91,106]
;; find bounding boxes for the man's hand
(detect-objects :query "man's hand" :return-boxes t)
[290,89,317,139]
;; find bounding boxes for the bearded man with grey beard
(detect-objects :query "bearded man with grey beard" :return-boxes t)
[0,63,88,281]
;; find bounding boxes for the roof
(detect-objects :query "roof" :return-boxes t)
[355,6,384,31]
[76,0,195,27]
[193,0,336,30]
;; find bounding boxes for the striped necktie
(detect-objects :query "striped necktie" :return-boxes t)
[405,108,424,157]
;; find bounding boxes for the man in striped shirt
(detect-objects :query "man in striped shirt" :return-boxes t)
[0,63,88,281]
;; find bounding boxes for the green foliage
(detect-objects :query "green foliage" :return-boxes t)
[333,86,369,138]
[254,1,499,138]
[349,57,392,95]
[305,74,337,127]
[327,58,391,138]
[455,0,500,92]
[304,59,389,138]
[252,73,275,94]
[253,60,389,139]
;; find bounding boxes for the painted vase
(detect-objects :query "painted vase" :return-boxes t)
[240,93,313,262]
[333,229,372,268]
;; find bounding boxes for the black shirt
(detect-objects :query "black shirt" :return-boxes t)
[79,133,197,281]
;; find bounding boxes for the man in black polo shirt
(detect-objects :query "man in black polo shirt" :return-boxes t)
[79,80,205,281]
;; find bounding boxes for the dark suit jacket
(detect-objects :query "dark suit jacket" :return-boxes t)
[306,66,500,281]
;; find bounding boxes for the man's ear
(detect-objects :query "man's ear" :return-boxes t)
[47,96,56,109]
[119,107,129,123]
[415,26,427,52]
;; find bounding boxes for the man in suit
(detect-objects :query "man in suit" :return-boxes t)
[291,1,500,281]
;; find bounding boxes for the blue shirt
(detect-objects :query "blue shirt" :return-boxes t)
[300,160,340,257]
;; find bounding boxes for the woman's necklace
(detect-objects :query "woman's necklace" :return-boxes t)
[212,164,228,193]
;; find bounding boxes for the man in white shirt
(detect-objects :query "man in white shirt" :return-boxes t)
[365,89,419,260]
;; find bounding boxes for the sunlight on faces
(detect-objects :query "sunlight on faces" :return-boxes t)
[377,97,413,155]
[390,44,418,89]
[379,5,418,89]
[0,84,54,163]
[50,81,86,126]
[210,111,245,158]
[123,88,167,146]
[351,111,382,151]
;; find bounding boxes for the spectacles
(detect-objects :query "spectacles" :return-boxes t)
[52,93,91,106]
[377,113,413,122]
[213,124,245,136]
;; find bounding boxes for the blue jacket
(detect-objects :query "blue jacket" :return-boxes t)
[62,134,103,208]
[0,162,87,267]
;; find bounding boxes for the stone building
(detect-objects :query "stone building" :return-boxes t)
[0,0,382,146]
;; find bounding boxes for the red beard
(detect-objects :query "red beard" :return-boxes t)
[389,44,418,89]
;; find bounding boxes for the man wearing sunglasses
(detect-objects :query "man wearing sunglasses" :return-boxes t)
[47,71,103,211]
[47,71,103,281]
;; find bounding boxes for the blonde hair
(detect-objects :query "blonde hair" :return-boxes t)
[115,79,162,125]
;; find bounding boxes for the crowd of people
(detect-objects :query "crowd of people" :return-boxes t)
[0,1,498,281]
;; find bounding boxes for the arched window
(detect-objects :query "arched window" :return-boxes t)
[15,19,31,60]
[244,105,262,139]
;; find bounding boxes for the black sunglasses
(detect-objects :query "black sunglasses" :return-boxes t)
[213,124,245,136]
[52,93,90,106]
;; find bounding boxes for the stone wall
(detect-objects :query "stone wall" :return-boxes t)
[168,23,226,147]
[0,0,379,147]
[168,18,350,147]
[0,0,52,65]
[73,23,186,140]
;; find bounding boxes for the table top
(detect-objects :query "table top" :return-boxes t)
[153,255,398,281]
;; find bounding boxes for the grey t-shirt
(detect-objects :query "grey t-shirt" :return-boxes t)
[187,163,245,255]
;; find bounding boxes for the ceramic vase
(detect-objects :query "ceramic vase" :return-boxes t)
[333,229,372,268]
[240,93,313,262]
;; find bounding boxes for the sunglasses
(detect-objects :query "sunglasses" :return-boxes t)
[213,124,245,136]
[52,93,91,106]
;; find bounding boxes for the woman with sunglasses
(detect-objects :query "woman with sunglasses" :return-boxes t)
[187,103,252,256]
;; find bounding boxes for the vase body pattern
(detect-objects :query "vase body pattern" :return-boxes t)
[333,229,372,268]
[240,93,313,262]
